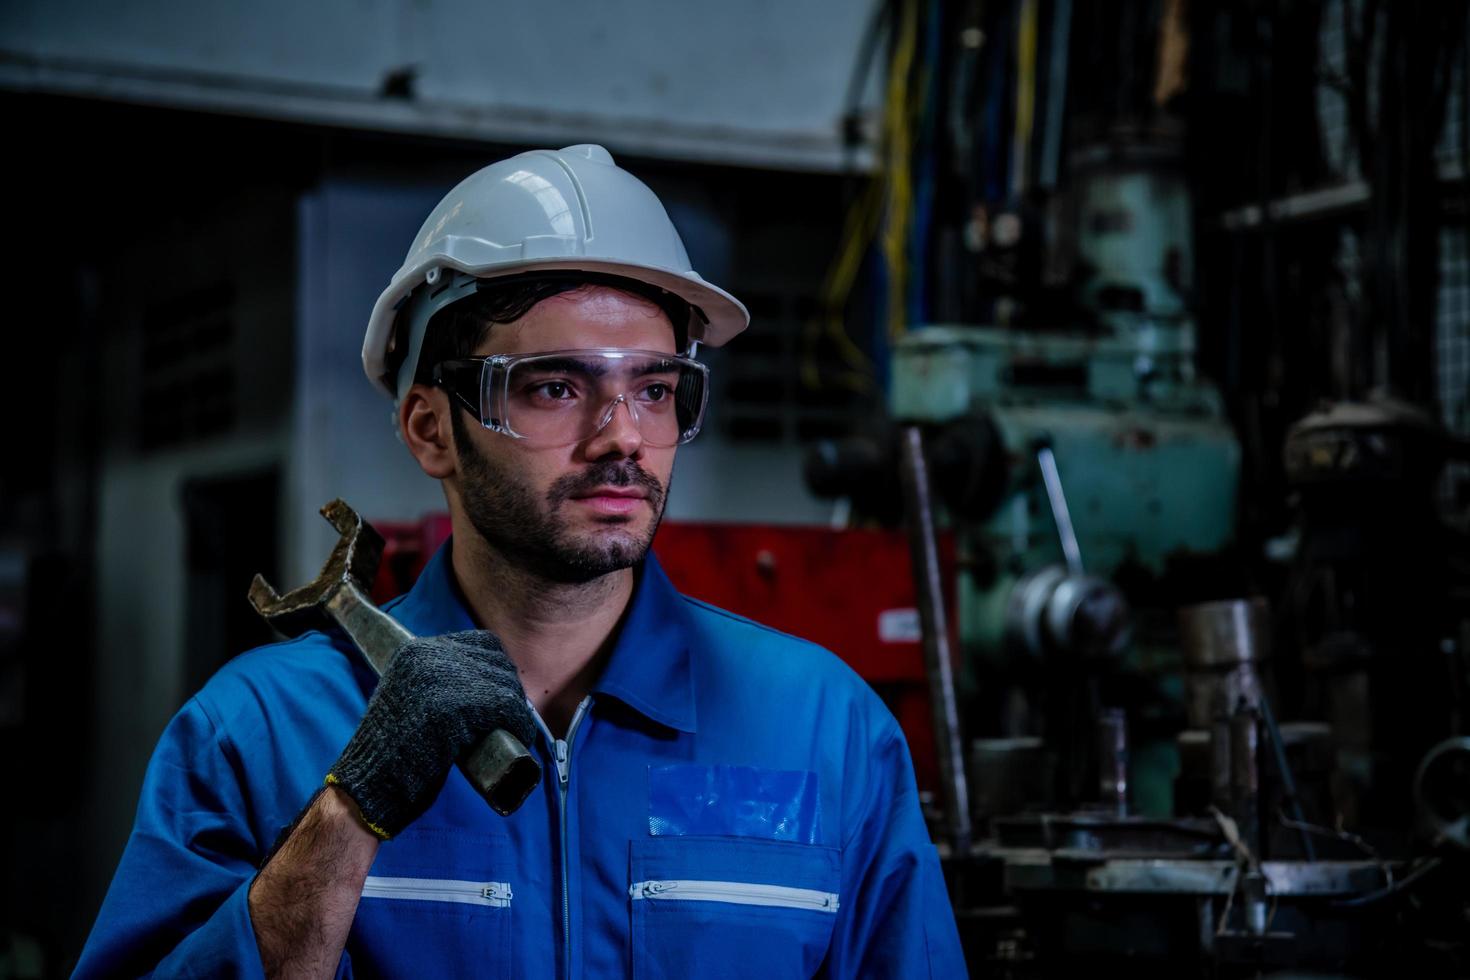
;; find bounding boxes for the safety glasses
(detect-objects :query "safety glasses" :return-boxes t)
[433,348,710,448]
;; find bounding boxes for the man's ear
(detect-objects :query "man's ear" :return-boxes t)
[400,384,457,479]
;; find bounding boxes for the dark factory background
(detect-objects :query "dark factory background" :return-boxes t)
[2,0,1468,976]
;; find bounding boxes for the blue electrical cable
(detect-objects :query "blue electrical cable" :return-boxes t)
[979,1,1016,204]
[907,0,944,328]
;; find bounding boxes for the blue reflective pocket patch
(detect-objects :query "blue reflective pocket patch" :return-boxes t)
[648,765,821,844]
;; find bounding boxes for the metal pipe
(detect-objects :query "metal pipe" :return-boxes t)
[1230,705,1262,858]
[1258,694,1316,860]
[899,426,972,854]
[1097,708,1129,816]
[1036,444,1084,575]
[1210,716,1233,812]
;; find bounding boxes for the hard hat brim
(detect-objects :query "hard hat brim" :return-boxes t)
[362,258,749,399]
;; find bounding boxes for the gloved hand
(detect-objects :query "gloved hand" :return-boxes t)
[325,630,537,840]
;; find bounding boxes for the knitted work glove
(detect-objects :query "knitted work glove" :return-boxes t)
[326,630,537,839]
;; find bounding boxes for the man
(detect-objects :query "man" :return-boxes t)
[77,144,965,978]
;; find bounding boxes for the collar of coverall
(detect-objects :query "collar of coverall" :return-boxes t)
[383,539,698,734]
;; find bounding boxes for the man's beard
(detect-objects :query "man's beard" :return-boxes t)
[451,409,669,584]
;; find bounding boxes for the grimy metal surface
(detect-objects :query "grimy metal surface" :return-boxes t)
[997,852,1387,896]
[1178,598,1270,731]
[249,498,540,817]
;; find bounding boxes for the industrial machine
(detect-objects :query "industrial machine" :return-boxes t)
[810,145,1241,818]
[806,145,1470,975]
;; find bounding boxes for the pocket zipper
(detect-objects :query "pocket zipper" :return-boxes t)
[362,875,513,908]
[629,879,839,913]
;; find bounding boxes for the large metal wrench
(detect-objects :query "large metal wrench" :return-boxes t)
[248,498,541,817]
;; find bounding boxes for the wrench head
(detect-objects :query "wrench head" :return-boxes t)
[249,499,385,638]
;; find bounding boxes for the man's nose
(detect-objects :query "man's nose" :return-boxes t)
[584,394,644,458]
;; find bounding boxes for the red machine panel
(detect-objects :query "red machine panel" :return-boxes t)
[652,523,934,681]
[368,516,952,793]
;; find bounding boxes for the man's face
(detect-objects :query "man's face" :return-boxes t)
[449,286,679,583]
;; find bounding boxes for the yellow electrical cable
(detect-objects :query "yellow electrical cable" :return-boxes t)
[810,174,885,389]
[1013,0,1039,197]
[804,0,922,393]
[881,0,920,343]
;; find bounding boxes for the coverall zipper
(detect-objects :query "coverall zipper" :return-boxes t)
[629,879,840,913]
[361,876,513,907]
[532,697,592,980]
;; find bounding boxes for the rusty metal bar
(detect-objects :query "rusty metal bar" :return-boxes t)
[898,426,972,854]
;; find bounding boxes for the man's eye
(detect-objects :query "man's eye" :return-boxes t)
[533,381,574,400]
[643,383,670,401]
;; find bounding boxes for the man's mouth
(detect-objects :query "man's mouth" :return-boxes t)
[568,486,648,516]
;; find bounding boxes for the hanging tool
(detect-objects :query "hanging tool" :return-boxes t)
[249,498,541,816]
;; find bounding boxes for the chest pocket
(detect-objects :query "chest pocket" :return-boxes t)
[347,827,514,980]
[630,836,841,980]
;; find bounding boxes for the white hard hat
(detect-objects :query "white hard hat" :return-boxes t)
[362,144,749,400]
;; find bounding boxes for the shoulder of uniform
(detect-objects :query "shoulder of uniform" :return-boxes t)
[677,594,835,656]
[678,595,893,709]
[209,628,354,679]
[192,630,361,728]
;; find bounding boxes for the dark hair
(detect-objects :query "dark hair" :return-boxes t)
[408,272,696,388]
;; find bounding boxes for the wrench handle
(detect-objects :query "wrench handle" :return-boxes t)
[325,584,413,674]
[325,586,542,816]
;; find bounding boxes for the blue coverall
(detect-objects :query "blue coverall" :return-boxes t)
[76,542,967,978]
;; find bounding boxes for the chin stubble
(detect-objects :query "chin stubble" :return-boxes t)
[450,408,669,584]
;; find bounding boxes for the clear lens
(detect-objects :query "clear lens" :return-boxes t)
[486,349,708,448]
